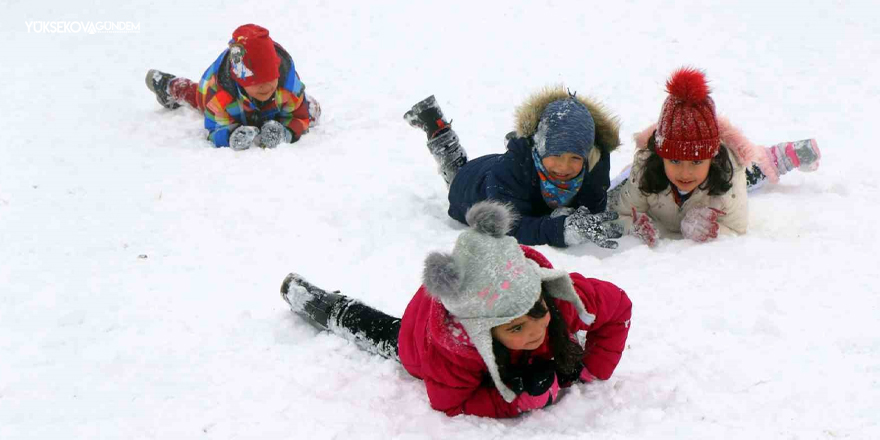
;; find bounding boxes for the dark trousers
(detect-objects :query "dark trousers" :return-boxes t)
[330,297,402,361]
[744,163,769,191]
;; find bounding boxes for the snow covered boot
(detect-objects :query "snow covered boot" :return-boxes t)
[404,95,450,139]
[280,273,344,331]
[428,129,468,186]
[404,95,468,186]
[770,138,821,174]
[145,69,181,110]
[280,273,402,359]
[753,138,821,185]
[305,94,322,126]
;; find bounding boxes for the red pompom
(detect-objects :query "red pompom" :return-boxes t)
[665,67,710,104]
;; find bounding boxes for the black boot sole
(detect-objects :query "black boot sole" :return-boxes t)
[145,69,181,110]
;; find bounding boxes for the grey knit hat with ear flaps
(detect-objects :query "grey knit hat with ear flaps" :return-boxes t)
[422,201,596,403]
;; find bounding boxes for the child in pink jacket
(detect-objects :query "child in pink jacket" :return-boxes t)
[281,201,632,418]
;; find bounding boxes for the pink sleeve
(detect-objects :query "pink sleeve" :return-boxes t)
[425,378,521,418]
[569,274,632,380]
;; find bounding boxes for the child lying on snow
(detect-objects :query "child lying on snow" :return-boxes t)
[281,201,632,418]
[145,24,320,150]
[607,67,821,246]
[403,88,624,250]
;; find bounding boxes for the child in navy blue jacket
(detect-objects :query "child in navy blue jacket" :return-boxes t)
[404,88,622,248]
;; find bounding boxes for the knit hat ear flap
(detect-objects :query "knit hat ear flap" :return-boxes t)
[423,252,462,302]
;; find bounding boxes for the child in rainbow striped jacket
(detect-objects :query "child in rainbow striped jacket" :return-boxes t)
[146,24,320,149]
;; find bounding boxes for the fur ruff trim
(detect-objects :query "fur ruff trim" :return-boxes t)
[515,85,621,154]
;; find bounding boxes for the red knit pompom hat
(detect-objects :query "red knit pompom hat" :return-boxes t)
[228,24,281,87]
[655,67,720,161]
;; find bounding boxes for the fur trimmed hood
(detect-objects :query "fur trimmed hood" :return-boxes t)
[514,86,621,154]
[633,117,764,171]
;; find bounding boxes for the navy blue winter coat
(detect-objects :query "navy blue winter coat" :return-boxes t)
[448,138,612,247]
[446,89,621,247]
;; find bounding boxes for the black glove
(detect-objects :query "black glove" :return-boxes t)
[505,358,557,396]
[563,208,623,248]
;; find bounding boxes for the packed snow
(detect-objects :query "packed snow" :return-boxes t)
[2,1,878,438]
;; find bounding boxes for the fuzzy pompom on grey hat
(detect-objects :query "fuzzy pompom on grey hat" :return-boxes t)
[423,201,594,403]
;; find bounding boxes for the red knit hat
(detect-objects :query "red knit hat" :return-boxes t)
[228,24,281,87]
[655,67,720,161]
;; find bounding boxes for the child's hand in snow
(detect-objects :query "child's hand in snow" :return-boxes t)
[631,207,659,247]
[578,367,597,383]
[681,207,725,242]
[550,207,575,218]
[563,208,623,249]
[509,359,560,412]
[257,120,292,149]
[229,125,260,151]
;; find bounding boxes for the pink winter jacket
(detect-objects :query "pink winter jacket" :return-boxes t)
[397,246,632,418]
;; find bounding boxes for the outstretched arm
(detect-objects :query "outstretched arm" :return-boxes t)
[276,79,310,142]
[203,99,239,148]
[484,172,569,247]
[611,164,652,235]
[422,358,523,418]
[568,274,632,379]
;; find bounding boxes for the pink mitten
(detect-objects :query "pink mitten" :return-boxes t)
[514,374,559,412]
[578,367,597,383]
[681,207,725,242]
[631,207,659,247]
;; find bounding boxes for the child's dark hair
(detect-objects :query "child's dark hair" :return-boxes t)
[492,290,585,386]
[638,131,734,196]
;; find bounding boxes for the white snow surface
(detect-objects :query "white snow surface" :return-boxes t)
[3,1,879,439]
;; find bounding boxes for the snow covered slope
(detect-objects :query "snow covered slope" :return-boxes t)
[2,1,878,438]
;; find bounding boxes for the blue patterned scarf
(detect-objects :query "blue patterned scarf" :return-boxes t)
[532,148,585,208]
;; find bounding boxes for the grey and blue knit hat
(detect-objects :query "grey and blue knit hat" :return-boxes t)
[422,201,595,403]
[533,98,596,160]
